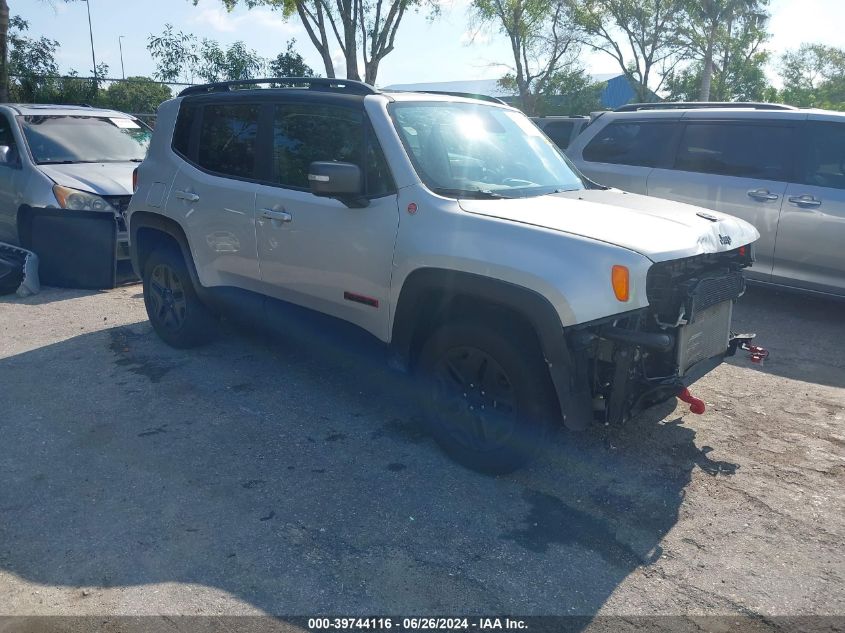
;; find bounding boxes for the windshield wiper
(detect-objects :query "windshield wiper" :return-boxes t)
[37,159,104,165]
[432,187,508,199]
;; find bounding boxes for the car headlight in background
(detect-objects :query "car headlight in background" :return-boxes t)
[52,185,116,212]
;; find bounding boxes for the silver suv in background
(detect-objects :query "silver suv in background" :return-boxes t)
[566,102,845,298]
[531,116,591,150]
[0,104,151,287]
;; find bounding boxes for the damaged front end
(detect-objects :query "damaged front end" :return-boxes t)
[567,246,762,426]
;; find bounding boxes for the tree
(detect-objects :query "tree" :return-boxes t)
[8,16,60,102]
[677,0,768,100]
[569,0,685,101]
[779,44,845,110]
[269,39,317,77]
[198,0,436,84]
[147,24,200,83]
[472,0,582,115]
[666,5,772,102]
[0,0,9,102]
[103,77,173,113]
[197,39,265,82]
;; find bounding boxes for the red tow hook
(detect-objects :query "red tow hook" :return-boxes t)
[678,388,706,415]
[744,344,769,364]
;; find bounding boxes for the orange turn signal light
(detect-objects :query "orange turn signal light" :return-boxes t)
[612,265,630,302]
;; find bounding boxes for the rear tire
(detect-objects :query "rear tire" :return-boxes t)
[142,247,216,348]
[417,320,558,474]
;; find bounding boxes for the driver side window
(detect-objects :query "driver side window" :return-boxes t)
[801,122,845,191]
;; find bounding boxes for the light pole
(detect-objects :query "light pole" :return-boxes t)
[118,35,125,79]
[82,0,97,82]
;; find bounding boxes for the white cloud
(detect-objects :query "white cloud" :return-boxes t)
[189,3,297,37]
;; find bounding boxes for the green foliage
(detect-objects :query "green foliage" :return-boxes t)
[102,77,173,113]
[666,6,772,102]
[269,39,317,77]
[8,16,61,102]
[147,25,269,84]
[674,0,770,101]
[538,70,605,115]
[569,0,686,101]
[197,40,266,82]
[198,0,435,83]
[147,24,200,83]
[473,0,583,115]
[778,44,845,110]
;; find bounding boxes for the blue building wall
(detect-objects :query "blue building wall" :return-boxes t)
[600,75,636,109]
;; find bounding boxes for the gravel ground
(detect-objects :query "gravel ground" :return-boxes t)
[0,284,842,630]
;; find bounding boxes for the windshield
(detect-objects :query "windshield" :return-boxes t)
[390,101,584,198]
[19,115,151,165]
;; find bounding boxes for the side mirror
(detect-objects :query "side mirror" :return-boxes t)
[308,161,368,208]
[0,145,14,165]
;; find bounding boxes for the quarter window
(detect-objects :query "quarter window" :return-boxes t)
[197,103,260,179]
[172,103,196,159]
[674,123,793,181]
[582,121,676,167]
[800,122,845,190]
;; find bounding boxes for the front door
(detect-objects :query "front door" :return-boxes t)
[253,101,399,341]
[647,120,797,282]
[773,120,845,295]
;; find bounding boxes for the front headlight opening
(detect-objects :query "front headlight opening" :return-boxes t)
[53,185,115,213]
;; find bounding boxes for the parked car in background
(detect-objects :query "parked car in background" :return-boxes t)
[566,102,845,298]
[129,78,759,474]
[531,115,591,150]
[0,104,152,287]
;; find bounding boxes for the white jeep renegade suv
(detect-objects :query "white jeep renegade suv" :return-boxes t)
[128,78,760,474]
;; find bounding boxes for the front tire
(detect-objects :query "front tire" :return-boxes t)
[142,247,216,348]
[417,321,558,474]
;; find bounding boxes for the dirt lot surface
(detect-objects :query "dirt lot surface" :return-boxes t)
[0,284,843,630]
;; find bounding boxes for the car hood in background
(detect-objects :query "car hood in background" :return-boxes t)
[38,162,136,197]
[459,188,761,263]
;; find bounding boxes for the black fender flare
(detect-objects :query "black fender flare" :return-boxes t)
[390,268,589,429]
[129,211,203,291]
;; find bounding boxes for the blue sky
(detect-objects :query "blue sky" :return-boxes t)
[14,0,845,88]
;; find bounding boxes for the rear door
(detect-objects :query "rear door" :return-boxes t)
[165,100,262,291]
[647,119,798,282]
[574,119,678,193]
[773,119,845,295]
[251,99,400,341]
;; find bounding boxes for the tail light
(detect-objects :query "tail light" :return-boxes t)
[132,167,139,193]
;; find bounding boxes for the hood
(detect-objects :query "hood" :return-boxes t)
[38,162,136,196]
[459,188,760,262]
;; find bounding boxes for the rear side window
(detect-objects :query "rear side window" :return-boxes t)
[197,103,260,179]
[172,103,196,158]
[543,121,574,149]
[583,121,676,167]
[800,122,845,190]
[674,122,793,181]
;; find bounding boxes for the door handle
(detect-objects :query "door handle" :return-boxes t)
[788,195,822,208]
[747,189,779,201]
[260,208,292,223]
[174,190,200,202]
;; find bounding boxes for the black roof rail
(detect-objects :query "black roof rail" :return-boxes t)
[412,90,508,105]
[614,101,796,112]
[178,77,379,97]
